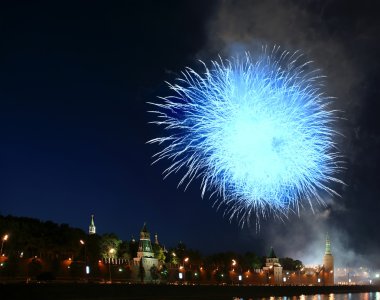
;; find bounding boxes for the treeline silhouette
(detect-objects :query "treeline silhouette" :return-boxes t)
[0,214,302,282]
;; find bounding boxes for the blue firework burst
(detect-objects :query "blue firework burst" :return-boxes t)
[148,47,343,225]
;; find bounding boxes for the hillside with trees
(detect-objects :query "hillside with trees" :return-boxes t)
[0,214,303,284]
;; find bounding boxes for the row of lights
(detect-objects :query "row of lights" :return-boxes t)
[4,237,380,283]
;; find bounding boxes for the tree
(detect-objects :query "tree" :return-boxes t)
[99,234,122,259]
[279,257,304,271]
[243,252,262,270]
[186,249,203,267]
[176,242,186,260]
[86,234,102,278]
[153,246,166,264]
[129,238,138,259]
[171,253,179,266]
[0,215,90,264]
[118,241,131,260]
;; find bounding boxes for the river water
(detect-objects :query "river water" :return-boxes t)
[234,293,380,300]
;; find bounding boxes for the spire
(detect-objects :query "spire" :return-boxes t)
[141,222,148,233]
[140,222,150,240]
[137,222,153,257]
[325,233,331,255]
[268,247,277,258]
[154,233,159,245]
[89,214,96,235]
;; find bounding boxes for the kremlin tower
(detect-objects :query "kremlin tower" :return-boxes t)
[322,234,334,285]
[133,223,158,282]
[136,223,154,258]
[89,214,96,235]
[263,247,283,285]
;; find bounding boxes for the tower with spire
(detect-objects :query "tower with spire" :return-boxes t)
[133,223,158,282]
[263,247,283,285]
[322,233,334,285]
[136,222,154,258]
[89,214,96,235]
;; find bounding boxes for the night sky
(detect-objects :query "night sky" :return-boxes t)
[1,1,380,267]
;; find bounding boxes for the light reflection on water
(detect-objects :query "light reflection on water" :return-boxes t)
[234,292,380,300]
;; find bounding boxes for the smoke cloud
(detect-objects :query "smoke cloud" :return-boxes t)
[201,0,380,267]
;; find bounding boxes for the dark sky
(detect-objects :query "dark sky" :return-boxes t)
[1,1,380,267]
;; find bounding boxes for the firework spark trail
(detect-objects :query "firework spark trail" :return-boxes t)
[148,47,343,226]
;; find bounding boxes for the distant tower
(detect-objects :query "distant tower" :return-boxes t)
[89,214,96,235]
[263,247,283,285]
[322,233,334,285]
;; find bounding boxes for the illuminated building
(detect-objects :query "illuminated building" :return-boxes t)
[89,214,96,235]
[133,223,158,281]
[262,247,283,284]
[322,233,334,285]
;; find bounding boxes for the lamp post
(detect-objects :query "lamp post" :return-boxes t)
[79,240,86,263]
[79,240,87,279]
[183,257,189,266]
[231,259,236,284]
[182,257,189,282]
[108,248,115,283]
[1,234,9,255]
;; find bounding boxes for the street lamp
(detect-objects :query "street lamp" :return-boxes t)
[109,248,115,259]
[79,240,88,279]
[182,257,189,270]
[1,234,9,255]
[232,259,237,267]
[79,240,86,262]
[231,259,237,284]
[108,248,115,283]
[182,257,189,281]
